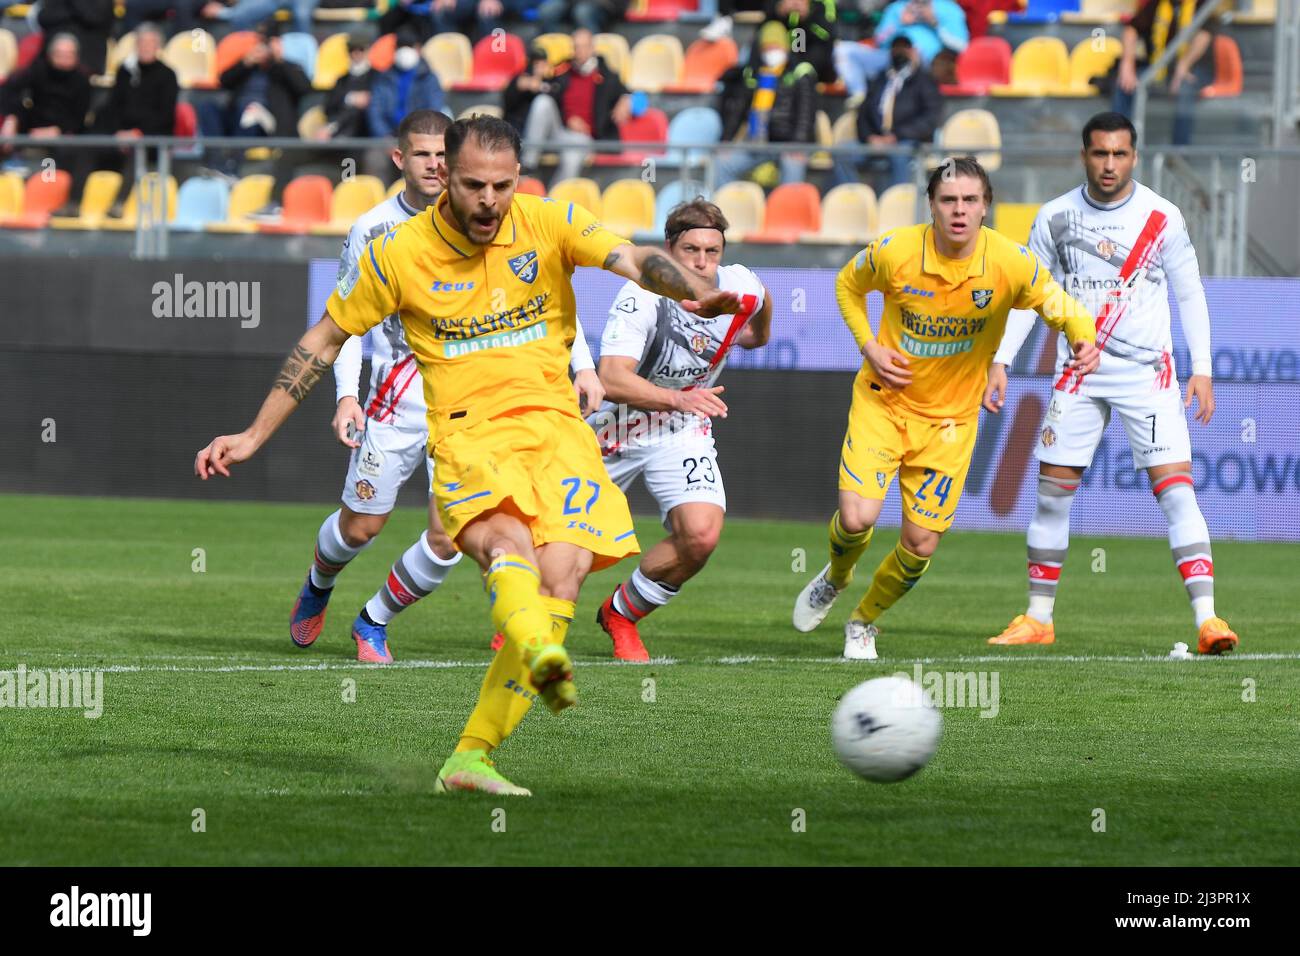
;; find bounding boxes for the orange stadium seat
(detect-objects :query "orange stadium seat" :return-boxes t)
[215,31,259,77]
[456,32,526,92]
[516,177,546,197]
[991,37,1069,97]
[749,182,821,243]
[942,36,1011,96]
[369,32,396,73]
[1200,35,1243,99]
[666,37,737,94]
[0,169,71,229]
[259,175,333,234]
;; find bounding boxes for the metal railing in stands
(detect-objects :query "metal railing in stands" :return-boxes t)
[1,135,1297,274]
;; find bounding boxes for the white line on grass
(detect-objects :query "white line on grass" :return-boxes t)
[7,651,1299,674]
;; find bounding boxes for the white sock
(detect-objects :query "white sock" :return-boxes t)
[310,510,368,590]
[611,566,679,622]
[1025,475,1078,624]
[364,533,461,625]
[1154,473,1216,627]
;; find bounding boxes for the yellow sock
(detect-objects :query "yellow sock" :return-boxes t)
[827,510,873,589]
[485,555,551,656]
[850,542,930,623]
[457,596,576,753]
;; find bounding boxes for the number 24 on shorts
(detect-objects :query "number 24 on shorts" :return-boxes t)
[916,469,952,506]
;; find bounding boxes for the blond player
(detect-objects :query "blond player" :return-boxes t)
[195,117,739,796]
[792,157,1101,659]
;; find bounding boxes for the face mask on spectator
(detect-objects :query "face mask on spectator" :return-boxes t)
[576,56,598,75]
[393,47,420,72]
[349,60,369,77]
[762,49,787,69]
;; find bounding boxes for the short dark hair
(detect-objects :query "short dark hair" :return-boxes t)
[443,115,521,169]
[398,110,451,150]
[1082,111,1137,150]
[926,155,993,204]
[890,35,913,50]
[664,198,729,246]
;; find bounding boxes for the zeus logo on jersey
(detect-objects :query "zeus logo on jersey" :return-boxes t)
[903,285,934,298]
[509,250,538,283]
[430,280,476,292]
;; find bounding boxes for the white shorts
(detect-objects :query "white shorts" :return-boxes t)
[601,435,727,524]
[1035,379,1192,470]
[341,418,433,515]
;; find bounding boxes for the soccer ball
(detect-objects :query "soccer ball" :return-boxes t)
[831,676,943,782]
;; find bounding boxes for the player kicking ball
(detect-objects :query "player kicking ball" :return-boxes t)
[793,157,1100,660]
[290,110,602,663]
[984,112,1239,654]
[196,117,740,795]
[590,199,771,660]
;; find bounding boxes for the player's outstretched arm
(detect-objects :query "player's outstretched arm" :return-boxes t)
[736,285,774,349]
[195,313,351,479]
[599,356,728,419]
[601,244,741,318]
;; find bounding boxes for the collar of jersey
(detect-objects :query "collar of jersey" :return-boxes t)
[920,225,987,282]
[1079,181,1137,212]
[430,194,517,257]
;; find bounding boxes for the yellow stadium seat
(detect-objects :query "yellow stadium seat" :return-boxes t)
[809,110,835,171]
[932,108,1002,171]
[311,176,387,235]
[298,105,328,139]
[0,171,22,215]
[457,103,503,120]
[628,34,684,93]
[991,37,1070,96]
[1061,0,1135,24]
[424,32,472,89]
[207,174,274,233]
[711,180,765,242]
[877,183,920,235]
[832,109,858,144]
[314,5,371,20]
[0,28,19,79]
[994,203,1040,246]
[49,171,123,229]
[162,30,216,89]
[533,32,573,65]
[387,178,404,199]
[600,179,655,237]
[100,174,179,230]
[1066,35,1121,94]
[1237,0,1276,22]
[808,183,878,245]
[314,32,351,90]
[105,31,135,78]
[594,33,631,83]
[548,177,603,219]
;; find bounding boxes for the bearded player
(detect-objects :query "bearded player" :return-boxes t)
[984,112,1238,654]
[792,156,1100,660]
[196,116,740,796]
[290,110,604,664]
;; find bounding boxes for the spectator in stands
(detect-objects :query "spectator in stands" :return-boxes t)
[700,0,768,42]
[199,22,312,140]
[835,34,940,188]
[68,24,179,200]
[377,0,530,43]
[0,32,92,149]
[200,0,320,36]
[37,0,113,76]
[317,35,373,140]
[122,1,202,37]
[716,21,818,185]
[520,29,631,181]
[533,0,630,35]
[1113,0,1221,146]
[366,31,445,140]
[873,0,968,65]
[957,0,1022,39]
[749,0,839,85]
[929,47,956,85]
[503,45,552,134]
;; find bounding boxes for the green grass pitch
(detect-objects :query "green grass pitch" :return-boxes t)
[2,493,1296,866]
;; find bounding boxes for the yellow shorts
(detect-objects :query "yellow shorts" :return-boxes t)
[838,383,978,533]
[432,408,640,572]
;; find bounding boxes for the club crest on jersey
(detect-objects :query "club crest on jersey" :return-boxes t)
[971,288,994,310]
[877,471,887,488]
[1040,426,1057,448]
[1097,238,1118,259]
[354,479,376,501]
[508,250,538,283]
[690,333,709,354]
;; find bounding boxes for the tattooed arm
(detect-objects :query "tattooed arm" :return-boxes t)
[195,313,351,479]
[601,244,743,318]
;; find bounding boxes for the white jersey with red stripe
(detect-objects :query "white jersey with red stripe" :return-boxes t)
[590,264,766,451]
[334,192,427,433]
[995,181,1212,397]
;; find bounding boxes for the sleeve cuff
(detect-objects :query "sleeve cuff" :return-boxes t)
[1191,360,1212,377]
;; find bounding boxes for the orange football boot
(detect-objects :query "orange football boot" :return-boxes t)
[988,614,1056,645]
[1197,617,1239,655]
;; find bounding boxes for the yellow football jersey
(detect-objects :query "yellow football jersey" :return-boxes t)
[326,192,627,444]
[836,224,1096,421]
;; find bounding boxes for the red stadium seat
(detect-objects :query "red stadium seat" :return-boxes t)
[591,108,669,166]
[665,37,738,94]
[455,33,526,92]
[748,182,822,243]
[626,0,700,21]
[1200,34,1243,99]
[941,36,1012,96]
[16,31,42,72]
[258,175,333,234]
[173,101,198,137]
[0,169,71,229]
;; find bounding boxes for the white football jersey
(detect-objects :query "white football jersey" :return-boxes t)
[334,192,427,432]
[995,181,1212,382]
[592,264,766,450]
